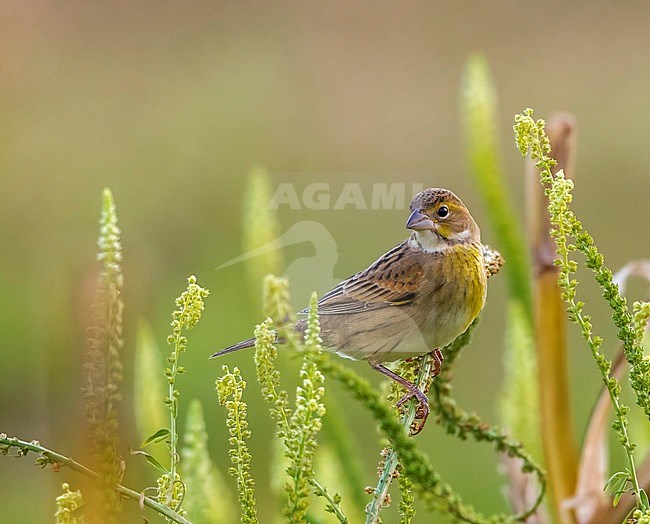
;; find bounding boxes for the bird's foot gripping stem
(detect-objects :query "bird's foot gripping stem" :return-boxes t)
[372,349,444,435]
[371,362,430,435]
[395,386,430,435]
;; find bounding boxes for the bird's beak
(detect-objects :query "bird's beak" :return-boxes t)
[406,209,435,231]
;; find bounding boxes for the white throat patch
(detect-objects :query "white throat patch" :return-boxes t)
[410,228,472,253]
[410,230,447,253]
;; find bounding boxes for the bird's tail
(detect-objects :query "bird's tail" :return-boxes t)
[210,338,256,358]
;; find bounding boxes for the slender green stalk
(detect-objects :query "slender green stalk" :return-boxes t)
[313,480,349,524]
[365,354,433,524]
[526,113,578,522]
[166,339,182,507]
[285,294,327,522]
[514,108,647,510]
[0,435,190,524]
[216,366,258,524]
[254,318,293,438]
[161,275,210,514]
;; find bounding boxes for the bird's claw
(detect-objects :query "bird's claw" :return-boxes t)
[396,389,430,436]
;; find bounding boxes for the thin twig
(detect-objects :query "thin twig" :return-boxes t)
[0,435,191,524]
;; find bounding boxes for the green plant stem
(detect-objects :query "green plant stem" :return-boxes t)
[313,480,349,524]
[365,353,433,524]
[166,337,182,507]
[232,389,253,513]
[514,108,646,510]
[254,319,293,438]
[216,366,257,523]
[429,322,546,522]
[554,206,642,505]
[430,377,546,522]
[527,114,578,522]
[0,435,190,524]
[285,294,327,522]
[317,353,532,523]
[288,425,311,518]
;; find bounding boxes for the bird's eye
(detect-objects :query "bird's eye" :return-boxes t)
[436,205,449,218]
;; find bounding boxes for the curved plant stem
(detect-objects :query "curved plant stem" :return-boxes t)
[554,215,643,503]
[0,435,190,524]
[313,479,349,524]
[430,322,546,522]
[514,108,646,510]
[315,346,545,523]
[527,113,578,522]
[365,353,433,524]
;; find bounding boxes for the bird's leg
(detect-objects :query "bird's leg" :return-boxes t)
[372,349,445,435]
[431,348,444,377]
[370,362,430,435]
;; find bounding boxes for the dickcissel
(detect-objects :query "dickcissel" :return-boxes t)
[212,188,502,432]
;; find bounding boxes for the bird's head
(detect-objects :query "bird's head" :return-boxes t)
[406,188,480,251]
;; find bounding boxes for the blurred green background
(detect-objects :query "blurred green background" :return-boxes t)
[1,1,649,522]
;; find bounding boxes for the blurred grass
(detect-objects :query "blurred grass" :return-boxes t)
[133,319,167,450]
[459,55,542,462]
[460,54,532,320]
[241,166,284,310]
[1,2,649,521]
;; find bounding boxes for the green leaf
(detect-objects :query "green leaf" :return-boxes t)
[141,428,171,448]
[604,471,627,492]
[604,471,630,506]
[131,449,168,473]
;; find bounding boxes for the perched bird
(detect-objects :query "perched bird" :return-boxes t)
[212,188,502,433]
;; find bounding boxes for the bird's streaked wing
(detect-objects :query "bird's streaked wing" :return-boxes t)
[300,241,427,315]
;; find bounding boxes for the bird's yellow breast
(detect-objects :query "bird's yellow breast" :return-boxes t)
[420,242,487,348]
